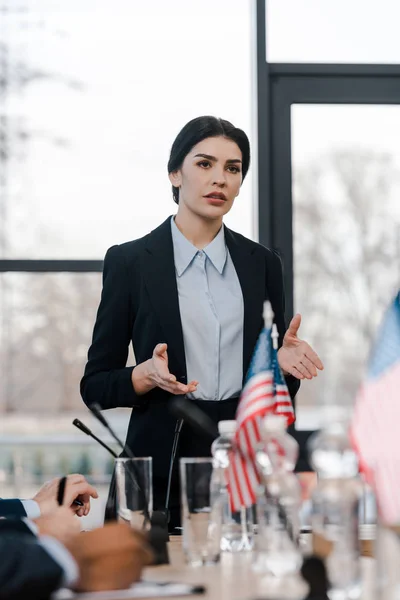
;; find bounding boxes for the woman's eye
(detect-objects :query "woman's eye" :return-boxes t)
[198,160,211,168]
[227,165,240,174]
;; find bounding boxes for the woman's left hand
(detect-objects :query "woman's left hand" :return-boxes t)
[277,314,324,380]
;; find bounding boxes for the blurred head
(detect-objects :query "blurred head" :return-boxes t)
[168,116,250,221]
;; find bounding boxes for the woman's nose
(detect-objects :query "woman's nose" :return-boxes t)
[212,169,227,186]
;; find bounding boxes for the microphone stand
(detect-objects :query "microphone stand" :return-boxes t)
[73,419,118,458]
[73,411,169,565]
[89,404,152,525]
[164,418,183,527]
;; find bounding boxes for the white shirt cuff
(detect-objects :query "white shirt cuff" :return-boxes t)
[39,536,80,589]
[21,499,41,519]
[22,518,39,536]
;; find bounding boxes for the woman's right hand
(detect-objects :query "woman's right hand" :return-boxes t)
[131,343,198,396]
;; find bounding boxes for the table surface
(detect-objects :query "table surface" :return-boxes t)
[137,537,376,600]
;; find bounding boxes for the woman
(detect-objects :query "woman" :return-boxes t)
[81,116,323,530]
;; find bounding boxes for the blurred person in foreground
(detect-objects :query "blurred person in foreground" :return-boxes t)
[0,505,153,600]
[81,115,323,530]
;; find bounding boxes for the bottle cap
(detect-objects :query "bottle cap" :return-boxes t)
[263,414,287,432]
[218,420,237,436]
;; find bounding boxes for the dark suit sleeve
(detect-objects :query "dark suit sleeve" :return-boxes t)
[264,248,301,402]
[80,245,146,410]
[0,518,35,536]
[0,499,27,518]
[0,536,64,600]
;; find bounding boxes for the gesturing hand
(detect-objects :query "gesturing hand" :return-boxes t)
[277,314,324,380]
[147,343,198,395]
[132,343,198,396]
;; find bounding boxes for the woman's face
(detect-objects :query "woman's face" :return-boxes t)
[169,136,243,220]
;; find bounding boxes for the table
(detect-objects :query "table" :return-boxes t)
[140,537,376,600]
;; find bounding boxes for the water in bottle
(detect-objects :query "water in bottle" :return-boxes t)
[308,408,363,600]
[210,420,254,552]
[254,414,303,578]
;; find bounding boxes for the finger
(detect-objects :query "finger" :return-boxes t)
[300,355,318,378]
[67,482,99,503]
[66,474,86,484]
[290,366,305,380]
[294,362,312,380]
[154,343,168,356]
[76,507,85,517]
[172,383,192,394]
[305,347,324,370]
[286,313,302,337]
[78,500,91,516]
[162,382,193,395]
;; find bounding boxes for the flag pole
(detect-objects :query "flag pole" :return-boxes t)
[263,301,274,330]
[271,322,279,350]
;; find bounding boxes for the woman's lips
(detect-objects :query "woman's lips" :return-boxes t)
[205,197,226,206]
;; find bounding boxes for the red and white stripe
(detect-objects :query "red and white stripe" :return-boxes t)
[274,384,295,426]
[227,371,275,512]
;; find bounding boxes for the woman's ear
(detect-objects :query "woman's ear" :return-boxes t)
[169,170,181,188]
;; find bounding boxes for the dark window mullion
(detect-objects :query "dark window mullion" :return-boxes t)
[0,260,103,273]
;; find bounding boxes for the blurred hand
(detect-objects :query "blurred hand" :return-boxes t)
[32,474,99,517]
[278,314,324,380]
[66,523,153,592]
[132,343,198,396]
[35,506,81,545]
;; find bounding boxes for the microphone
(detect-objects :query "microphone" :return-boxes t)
[90,403,127,454]
[73,415,149,521]
[73,419,118,458]
[166,397,219,532]
[86,404,169,564]
[88,404,151,521]
[169,396,219,441]
[164,417,183,526]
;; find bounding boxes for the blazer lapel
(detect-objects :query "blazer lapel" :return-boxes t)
[142,217,187,380]
[225,227,266,381]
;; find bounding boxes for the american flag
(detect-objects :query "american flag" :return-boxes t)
[351,291,400,525]
[226,302,295,512]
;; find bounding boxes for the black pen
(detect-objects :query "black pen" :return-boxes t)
[58,476,84,507]
[57,476,67,506]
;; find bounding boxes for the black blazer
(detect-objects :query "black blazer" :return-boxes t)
[0,499,27,518]
[81,217,301,478]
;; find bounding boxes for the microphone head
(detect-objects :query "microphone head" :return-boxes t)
[169,396,219,440]
[89,403,109,428]
[73,418,92,436]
